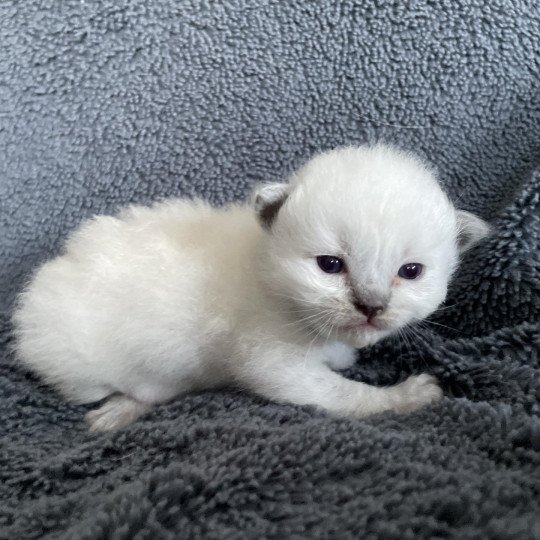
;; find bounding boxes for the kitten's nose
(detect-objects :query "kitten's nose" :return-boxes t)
[354,302,385,321]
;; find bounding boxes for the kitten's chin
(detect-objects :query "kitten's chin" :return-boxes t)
[337,326,393,348]
[300,316,397,348]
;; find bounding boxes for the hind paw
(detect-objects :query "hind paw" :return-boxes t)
[86,395,152,432]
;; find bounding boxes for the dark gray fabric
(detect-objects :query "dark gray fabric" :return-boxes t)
[1,1,539,538]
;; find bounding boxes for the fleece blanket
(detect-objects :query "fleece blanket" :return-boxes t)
[1,0,539,538]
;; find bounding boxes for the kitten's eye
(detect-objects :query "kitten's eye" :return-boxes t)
[398,263,424,280]
[317,255,345,274]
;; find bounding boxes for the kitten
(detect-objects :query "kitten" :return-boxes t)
[12,145,489,432]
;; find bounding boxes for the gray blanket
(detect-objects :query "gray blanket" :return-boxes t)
[1,1,539,538]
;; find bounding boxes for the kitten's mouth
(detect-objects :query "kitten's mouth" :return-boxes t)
[342,319,383,332]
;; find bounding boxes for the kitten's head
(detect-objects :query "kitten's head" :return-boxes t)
[254,145,490,348]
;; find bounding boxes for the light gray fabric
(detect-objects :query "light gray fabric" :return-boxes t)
[1,1,539,538]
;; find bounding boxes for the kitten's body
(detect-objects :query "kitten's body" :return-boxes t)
[13,145,489,431]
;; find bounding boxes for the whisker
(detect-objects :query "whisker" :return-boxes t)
[280,310,330,328]
[420,319,463,334]
[432,302,463,313]
[302,311,334,368]
[402,325,431,372]
[270,292,326,306]
[321,313,336,349]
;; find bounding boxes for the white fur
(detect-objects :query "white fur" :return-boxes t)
[12,145,488,431]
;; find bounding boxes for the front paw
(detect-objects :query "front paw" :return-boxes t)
[388,374,442,414]
[324,342,357,370]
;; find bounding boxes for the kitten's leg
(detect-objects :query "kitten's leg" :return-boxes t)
[86,395,153,432]
[322,342,357,371]
[237,355,441,416]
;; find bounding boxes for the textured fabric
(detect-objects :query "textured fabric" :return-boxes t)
[1,0,539,538]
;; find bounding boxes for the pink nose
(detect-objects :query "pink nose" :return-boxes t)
[354,303,384,321]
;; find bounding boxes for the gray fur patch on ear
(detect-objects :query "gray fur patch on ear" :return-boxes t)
[456,210,491,253]
[253,183,289,230]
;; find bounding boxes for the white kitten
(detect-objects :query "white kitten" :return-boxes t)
[12,145,489,431]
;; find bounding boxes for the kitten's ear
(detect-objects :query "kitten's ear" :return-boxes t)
[456,210,491,253]
[252,182,290,230]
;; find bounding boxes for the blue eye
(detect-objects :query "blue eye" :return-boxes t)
[398,263,424,280]
[317,256,344,274]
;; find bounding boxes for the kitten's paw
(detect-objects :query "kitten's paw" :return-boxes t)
[86,395,151,432]
[389,374,442,414]
[324,343,357,370]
